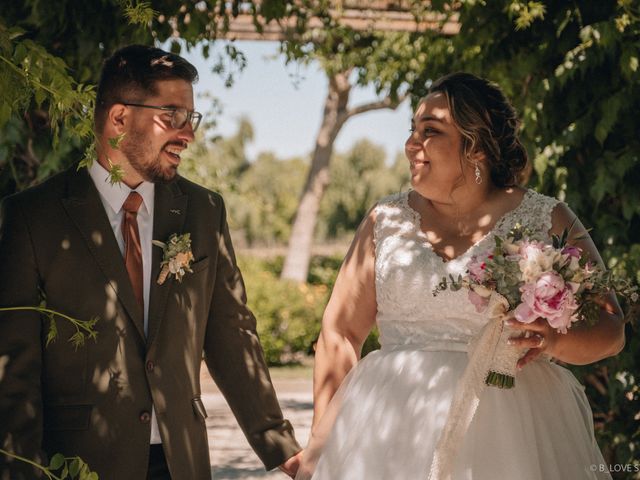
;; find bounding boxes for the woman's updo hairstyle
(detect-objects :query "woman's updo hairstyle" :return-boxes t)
[428,72,528,187]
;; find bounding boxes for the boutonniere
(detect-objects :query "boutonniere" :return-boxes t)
[152,233,195,285]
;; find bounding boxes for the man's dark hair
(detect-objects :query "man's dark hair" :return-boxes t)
[94,44,199,131]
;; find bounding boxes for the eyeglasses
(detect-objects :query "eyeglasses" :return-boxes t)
[122,103,203,132]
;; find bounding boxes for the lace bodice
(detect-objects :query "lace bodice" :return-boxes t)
[373,189,560,351]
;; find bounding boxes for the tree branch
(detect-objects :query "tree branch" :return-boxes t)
[345,92,408,120]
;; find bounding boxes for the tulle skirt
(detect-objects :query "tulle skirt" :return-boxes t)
[298,347,611,480]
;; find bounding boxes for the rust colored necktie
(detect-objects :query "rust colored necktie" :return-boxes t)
[122,191,144,311]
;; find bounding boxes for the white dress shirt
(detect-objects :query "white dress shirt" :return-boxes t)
[88,160,162,444]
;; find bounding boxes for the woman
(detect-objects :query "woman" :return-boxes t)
[296,72,624,480]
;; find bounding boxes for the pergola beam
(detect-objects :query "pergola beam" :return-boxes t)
[215,3,459,41]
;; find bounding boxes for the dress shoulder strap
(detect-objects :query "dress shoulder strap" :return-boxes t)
[372,191,412,246]
[518,190,562,240]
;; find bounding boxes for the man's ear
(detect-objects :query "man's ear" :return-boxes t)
[107,104,128,133]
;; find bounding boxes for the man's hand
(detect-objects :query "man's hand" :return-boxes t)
[278,450,303,478]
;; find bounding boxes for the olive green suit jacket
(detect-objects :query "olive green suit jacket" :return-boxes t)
[0,165,300,479]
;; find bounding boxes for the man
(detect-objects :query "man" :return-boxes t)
[0,45,302,479]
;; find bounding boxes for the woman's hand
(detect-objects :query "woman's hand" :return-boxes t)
[279,450,303,478]
[505,315,560,369]
[503,203,626,369]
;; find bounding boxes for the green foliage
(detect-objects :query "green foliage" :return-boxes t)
[106,160,125,186]
[236,152,307,245]
[239,255,329,365]
[119,0,156,26]
[0,446,98,479]
[0,0,253,198]
[0,306,98,350]
[0,0,145,197]
[0,21,96,193]
[180,118,308,245]
[275,1,453,100]
[306,255,342,288]
[240,253,380,363]
[320,139,409,239]
[46,453,98,480]
[182,120,410,246]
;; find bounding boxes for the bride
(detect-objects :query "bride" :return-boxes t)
[295,72,624,479]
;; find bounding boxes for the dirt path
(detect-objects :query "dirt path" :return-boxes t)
[202,370,313,479]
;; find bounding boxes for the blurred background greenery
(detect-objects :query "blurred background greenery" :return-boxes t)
[1,0,638,477]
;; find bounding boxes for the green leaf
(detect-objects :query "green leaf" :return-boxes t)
[13,43,28,63]
[49,453,65,470]
[46,317,58,347]
[0,102,11,129]
[69,331,85,350]
[34,87,47,107]
[595,92,624,145]
[79,467,89,480]
[108,132,126,150]
[589,164,618,205]
[123,1,156,25]
[69,458,81,477]
[8,26,27,40]
[107,160,125,185]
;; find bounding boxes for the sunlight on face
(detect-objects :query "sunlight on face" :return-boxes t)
[121,79,196,184]
[415,93,452,125]
[405,93,466,201]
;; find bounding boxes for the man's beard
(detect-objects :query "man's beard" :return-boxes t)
[120,128,178,184]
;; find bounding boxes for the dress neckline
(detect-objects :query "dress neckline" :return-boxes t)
[401,189,533,264]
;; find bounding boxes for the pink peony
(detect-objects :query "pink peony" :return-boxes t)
[561,245,582,258]
[513,271,579,333]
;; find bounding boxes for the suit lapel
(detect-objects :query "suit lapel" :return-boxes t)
[61,166,146,341]
[147,180,188,347]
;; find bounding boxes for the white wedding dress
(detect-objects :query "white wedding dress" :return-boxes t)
[299,189,612,480]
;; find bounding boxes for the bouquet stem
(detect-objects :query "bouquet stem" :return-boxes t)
[485,370,515,388]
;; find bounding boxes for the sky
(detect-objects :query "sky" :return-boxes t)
[181,41,413,163]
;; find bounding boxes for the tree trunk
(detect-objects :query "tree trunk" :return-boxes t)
[280,71,351,282]
[281,70,406,282]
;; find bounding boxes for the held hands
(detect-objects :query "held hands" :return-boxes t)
[504,314,559,370]
[278,450,303,478]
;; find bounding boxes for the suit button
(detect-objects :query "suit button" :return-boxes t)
[139,411,151,423]
[146,360,155,372]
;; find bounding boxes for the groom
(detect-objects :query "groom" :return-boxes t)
[0,45,301,479]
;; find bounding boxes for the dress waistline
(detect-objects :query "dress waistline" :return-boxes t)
[381,340,470,353]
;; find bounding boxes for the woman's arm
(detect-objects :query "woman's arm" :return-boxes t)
[312,209,378,427]
[509,202,626,367]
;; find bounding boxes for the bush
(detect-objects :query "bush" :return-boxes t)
[238,255,328,365]
[239,254,381,365]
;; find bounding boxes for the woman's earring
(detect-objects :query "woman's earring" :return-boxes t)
[474,161,482,184]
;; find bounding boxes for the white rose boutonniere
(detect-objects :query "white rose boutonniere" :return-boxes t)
[152,233,195,285]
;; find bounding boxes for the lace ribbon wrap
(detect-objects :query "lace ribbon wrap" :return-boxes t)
[427,292,524,480]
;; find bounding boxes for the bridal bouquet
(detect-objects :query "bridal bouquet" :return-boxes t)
[433,224,638,388]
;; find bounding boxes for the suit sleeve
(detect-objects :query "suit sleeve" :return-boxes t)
[0,195,45,476]
[203,197,301,470]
